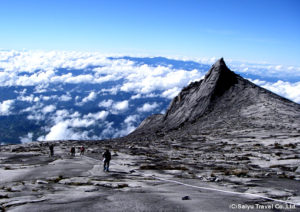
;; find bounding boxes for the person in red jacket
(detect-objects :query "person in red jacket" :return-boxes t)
[80,146,85,155]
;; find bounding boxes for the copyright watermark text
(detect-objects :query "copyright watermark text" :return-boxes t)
[229,203,296,210]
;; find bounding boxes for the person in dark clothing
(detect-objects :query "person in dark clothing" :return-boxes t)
[102,149,111,172]
[80,146,85,156]
[49,144,54,157]
[71,146,75,156]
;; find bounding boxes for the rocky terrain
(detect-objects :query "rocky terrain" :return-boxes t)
[1,59,300,211]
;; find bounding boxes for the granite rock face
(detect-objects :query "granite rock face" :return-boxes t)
[132,58,300,136]
[163,58,237,129]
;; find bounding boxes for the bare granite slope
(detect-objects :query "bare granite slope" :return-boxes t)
[132,58,300,138]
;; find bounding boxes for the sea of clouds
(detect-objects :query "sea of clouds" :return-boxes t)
[0,50,299,144]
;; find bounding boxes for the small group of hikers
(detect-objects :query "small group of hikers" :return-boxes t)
[48,144,85,157]
[70,146,85,156]
[48,143,112,172]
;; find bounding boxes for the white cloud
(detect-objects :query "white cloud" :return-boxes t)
[27,114,45,121]
[33,97,40,102]
[275,65,282,71]
[98,99,114,108]
[0,50,114,86]
[70,111,81,118]
[229,61,300,79]
[59,94,72,101]
[161,87,181,99]
[100,121,117,138]
[0,100,14,115]
[124,114,139,124]
[100,87,119,95]
[251,80,300,103]
[16,70,56,86]
[41,122,69,141]
[0,50,111,73]
[34,84,48,93]
[54,109,70,121]
[115,124,136,137]
[81,91,97,103]
[42,105,56,114]
[35,107,110,141]
[64,74,94,84]
[112,100,129,112]
[68,118,95,128]
[195,57,218,64]
[137,102,159,112]
[20,132,33,144]
[42,96,51,101]
[84,111,109,120]
[99,99,130,114]
[120,68,202,94]
[38,121,92,141]
[131,93,141,99]
[114,115,139,137]
[17,95,35,102]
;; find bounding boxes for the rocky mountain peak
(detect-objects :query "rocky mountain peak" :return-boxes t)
[204,58,237,97]
[212,57,226,68]
[132,58,300,137]
[162,58,237,128]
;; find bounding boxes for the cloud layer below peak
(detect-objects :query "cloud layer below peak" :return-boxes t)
[0,50,300,144]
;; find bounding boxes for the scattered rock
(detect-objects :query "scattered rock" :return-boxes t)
[0,192,8,199]
[182,196,191,200]
[11,146,26,152]
[226,169,249,177]
[4,166,12,170]
[36,180,48,184]
[47,175,63,183]
[84,188,99,192]
[10,186,22,192]
[3,197,47,208]
[283,143,297,149]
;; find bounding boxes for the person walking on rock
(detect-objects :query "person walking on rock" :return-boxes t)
[49,144,54,157]
[103,149,111,172]
[80,146,85,156]
[71,146,75,157]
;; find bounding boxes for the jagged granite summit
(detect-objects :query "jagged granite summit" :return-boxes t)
[132,58,300,138]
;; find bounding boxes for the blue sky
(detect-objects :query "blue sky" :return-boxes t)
[0,0,299,65]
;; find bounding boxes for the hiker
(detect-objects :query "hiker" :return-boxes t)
[80,146,85,155]
[71,146,75,156]
[49,144,54,157]
[102,149,111,172]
